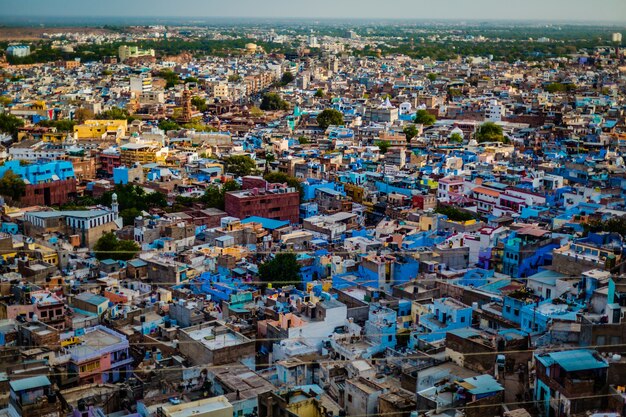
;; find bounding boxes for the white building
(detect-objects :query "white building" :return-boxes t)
[612,32,623,43]
[6,45,30,57]
[485,99,506,122]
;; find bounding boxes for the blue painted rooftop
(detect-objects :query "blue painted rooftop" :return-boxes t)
[535,349,608,372]
[241,216,289,230]
[10,375,51,392]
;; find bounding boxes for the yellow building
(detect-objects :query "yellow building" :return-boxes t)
[120,143,158,165]
[74,120,127,140]
[42,132,67,143]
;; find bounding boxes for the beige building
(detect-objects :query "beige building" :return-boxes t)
[157,396,233,417]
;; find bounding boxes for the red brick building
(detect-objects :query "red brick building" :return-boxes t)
[98,152,122,175]
[225,185,300,224]
[22,178,77,207]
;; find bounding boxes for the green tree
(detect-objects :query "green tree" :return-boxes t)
[435,206,475,222]
[191,96,208,112]
[37,119,76,132]
[280,72,295,85]
[201,185,225,209]
[0,96,12,107]
[0,170,25,202]
[476,122,505,143]
[258,252,301,285]
[403,124,418,142]
[158,69,180,89]
[98,184,167,226]
[93,232,140,261]
[264,172,303,199]
[224,155,257,177]
[449,132,463,143]
[427,73,437,82]
[316,108,344,129]
[314,88,324,98]
[200,180,241,210]
[228,74,242,82]
[158,119,181,132]
[97,107,132,121]
[74,108,94,123]
[298,136,310,144]
[414,109,436,126]
[0,113,25,139]
[375,140,391,154]
[260,93,289,111]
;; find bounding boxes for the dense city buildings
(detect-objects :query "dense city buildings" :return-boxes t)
[0,10,624,417]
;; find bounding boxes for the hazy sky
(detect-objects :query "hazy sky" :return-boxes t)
[4,0,626,22]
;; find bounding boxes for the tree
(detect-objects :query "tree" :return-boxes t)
[158,119,181,132]
[224,155,257,177]
[449,132,463,143]
[249,106,264,117]
[260,93,289,111]
[37,119,76,131]
[0,170,25,202]
[403,124,418,142]
[74,108,94,123]
[298,136,310,145]
[258,253,301,285]
[414,110,436,126]
[435,206,475,222]
[476,122,505,143]
[191,96,208,112]
[93,232,140,261]
[0,113,24,139]
[0,96,12,107]
[98,184,168,226]
[314,88,324,98]
[158,69,180,89]
[264,172,302,198]
[280,72,295,85]
[375,140,390,154]
[200,180,241,210]
[97,107,132,121]
[228,74,242,82]
[427,73,437,82]
[316,109,344,129]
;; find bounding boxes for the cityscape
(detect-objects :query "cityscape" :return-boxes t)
[0,1,625,417]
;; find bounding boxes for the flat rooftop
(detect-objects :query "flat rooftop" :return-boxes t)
[186,326,247,350]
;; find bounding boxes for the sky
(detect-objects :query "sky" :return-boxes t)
[3,0,626,22]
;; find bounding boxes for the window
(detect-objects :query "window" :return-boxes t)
[348,394,353,403]
[460,316,465,323]
[505,306,511,313]
[387,335,393,342]
[514,309,519,316]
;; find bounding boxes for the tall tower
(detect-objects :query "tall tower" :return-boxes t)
[180,86,193,123]
[112,193,119,218]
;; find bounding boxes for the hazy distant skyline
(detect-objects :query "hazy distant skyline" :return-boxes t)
[3,0,626,23]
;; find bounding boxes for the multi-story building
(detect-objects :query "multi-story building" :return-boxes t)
[6,45,30,57]
[535,349,609,416]
[225,184,300,224]
[74,120,127,140]
[8,376,62,417]
[118,45,155,62]
[0,160,76,206]
[66,325,132,385]
[129,73,152,94]
[120,143,158,165]
[23,195,121,248]
[98,149,122,175]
